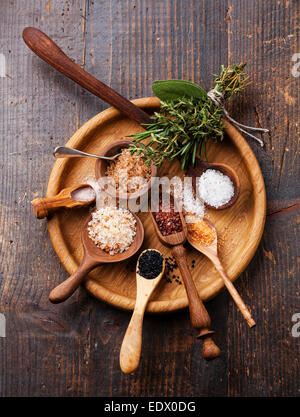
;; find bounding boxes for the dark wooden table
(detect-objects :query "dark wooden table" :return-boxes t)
[0,0,299,397]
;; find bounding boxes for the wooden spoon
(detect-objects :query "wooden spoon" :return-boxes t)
[49,211,144,303]
[186,159,240,210]
[149,197,220,360]
[22,27,153,126]
[31,184,96,219]
[120,249,165,374]
[187,218,256,327]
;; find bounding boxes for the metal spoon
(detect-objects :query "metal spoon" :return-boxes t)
[53,146,121,161]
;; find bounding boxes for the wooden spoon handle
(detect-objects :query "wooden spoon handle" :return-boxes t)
[171,245,220,360]
[49,256,98,303]
[31,188,88,219]
[120,308,145,374]
[22,27,152,126]
[213,258,256,328]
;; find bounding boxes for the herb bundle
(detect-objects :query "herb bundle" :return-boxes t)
[129,64,250,170]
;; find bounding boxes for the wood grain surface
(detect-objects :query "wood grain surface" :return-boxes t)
[0,0,299,397]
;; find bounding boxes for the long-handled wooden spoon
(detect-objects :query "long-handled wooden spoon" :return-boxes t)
[31,184,96,219]
[120,249,165,374]
[22,27,153,126]
[49,212,144,303]
[149,198,220,360]
[187,218,256,327]
[22,27,239,215]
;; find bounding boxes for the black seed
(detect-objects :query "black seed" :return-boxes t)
[137,250,164,279]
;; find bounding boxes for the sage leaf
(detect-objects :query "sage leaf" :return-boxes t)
[152,79,207,101]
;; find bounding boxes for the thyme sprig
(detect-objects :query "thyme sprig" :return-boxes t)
[214,63,249,100]
[129,64,249,170]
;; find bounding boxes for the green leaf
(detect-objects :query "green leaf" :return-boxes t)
[152,80,207,101]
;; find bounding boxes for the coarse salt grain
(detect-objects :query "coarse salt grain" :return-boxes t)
[198,169,234,208]
[87,207,136,255]
[105,149,151,193]
[183,180,205,220]
[71,186,96,202]
[172,178,205,221]
[84,176,115,208]
[187,219,216,246]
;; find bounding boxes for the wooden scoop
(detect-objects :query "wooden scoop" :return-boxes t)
[187,218,256,328]
[149,198,220,360]
[49,211,144,303]
[120,249,165,374]
[186,159,240,210]
[31,184,96,219]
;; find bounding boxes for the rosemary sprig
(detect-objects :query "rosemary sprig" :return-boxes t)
[129,64,248,170]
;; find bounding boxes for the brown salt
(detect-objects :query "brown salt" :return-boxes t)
[187,219,216,246]
[105,149,151,193]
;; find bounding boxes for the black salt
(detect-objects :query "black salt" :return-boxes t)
[138,250,164,279]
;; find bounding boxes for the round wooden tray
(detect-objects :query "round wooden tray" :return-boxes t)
[47,97,266,313]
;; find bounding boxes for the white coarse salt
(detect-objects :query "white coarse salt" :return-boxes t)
[172,177,205,221]
[197,169,234,208]
[71,186,96,202]
[87,207,136,255]
[83,176,115,208]
[183,180,205,220]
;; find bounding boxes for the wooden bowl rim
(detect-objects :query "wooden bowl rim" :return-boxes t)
[46,97,266,313]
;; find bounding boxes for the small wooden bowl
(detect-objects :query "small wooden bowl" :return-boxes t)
[187,159,240,210]
[95,139,157,200]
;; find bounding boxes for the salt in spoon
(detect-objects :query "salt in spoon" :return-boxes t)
[150,195,221,360]
[49,211,144,303]
[120,249,165,374]
[187,218,256,327]
[31,184,96,219]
